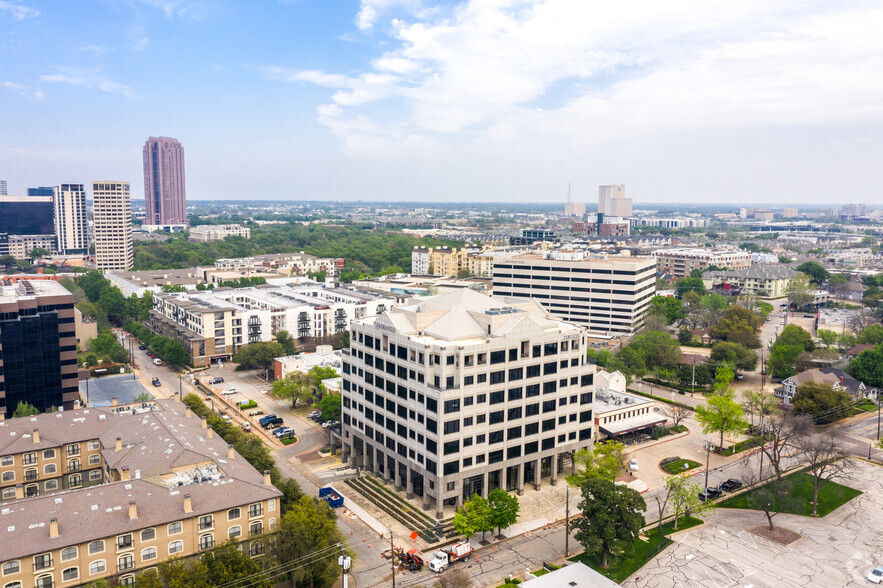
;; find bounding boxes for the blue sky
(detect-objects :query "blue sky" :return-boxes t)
[2,1,883,205]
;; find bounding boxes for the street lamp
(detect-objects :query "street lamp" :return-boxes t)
[703,441,712,492]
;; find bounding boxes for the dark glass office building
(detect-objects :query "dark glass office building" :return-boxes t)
[0,196,55,236]
[0,281,78,416]
[27,187,54,197]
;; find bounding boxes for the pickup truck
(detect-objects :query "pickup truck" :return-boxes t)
[318,486,344,508]
[428,542,473,572]
[261,416,284,429]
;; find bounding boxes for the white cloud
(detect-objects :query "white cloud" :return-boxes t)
[127,24,149,52]
[135,0,212,20]
[0,1,38,21]
[41,69,135,100]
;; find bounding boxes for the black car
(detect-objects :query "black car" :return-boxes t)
[719,479,743,492]
[698,487,723,501]
[261,416,284,429]
[138,345,146,350]
[152,377,161,387]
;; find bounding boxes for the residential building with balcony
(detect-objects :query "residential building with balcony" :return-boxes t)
[188,224,251,243]
[491,251,656,335]
[703,265,797,298]
[652,247,752,277]
[340,289,596,520]
[0,397,280,587]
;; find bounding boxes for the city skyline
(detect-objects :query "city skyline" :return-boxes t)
[3,2,883,204]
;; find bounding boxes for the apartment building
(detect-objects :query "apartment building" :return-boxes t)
[53,184,89,255]
[8,235,55,259]
[188,224,251,243]
[411,247,431,275]
[340,289,596,519]
[652,247,752,277]
[0,281,79,417]
[150,284,396,366]
[214,253,342,277]
[430,247,467,278]
[93,181,134,270]
[704,265,797,298]
[466,252,494,278]
[0,398,280,588]
[492,251,656,335]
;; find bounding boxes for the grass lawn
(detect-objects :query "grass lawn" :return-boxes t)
[850,401,878,415]
[566,519,704,583]
[718,472,862,517]
[660,458,701,475]
[718,435,766,456]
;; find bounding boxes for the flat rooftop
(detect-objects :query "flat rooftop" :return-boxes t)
[79,374,153,407]
[594,388,652,415]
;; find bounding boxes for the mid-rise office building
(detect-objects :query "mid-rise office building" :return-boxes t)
[8,235,55,259]
[143,137,187,225]
[598,185,632,217]
[0,281,78,416]
[652,247,752,277]
[150,284,397,366]
[509,229,557,246]
[0,196,55,239]
[93,181,134,270]
[27,187,54,197]
[841,203,870,218]
[53,184,89,255]
[0,180,6,196]
[340,289,596,518]
[564,202,586,217]
[188,224,251,242]
[492,251,656,335]
[0,398,281,588]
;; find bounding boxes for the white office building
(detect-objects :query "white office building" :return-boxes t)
[188,224,252,242]
[492,251,656,335]
[53,184,89,254]
[92,181,134,270]
[340,289,596,519]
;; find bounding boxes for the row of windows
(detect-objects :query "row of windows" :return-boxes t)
[494,264,649,276]
[0,442,99,468]
[441,428,593,475]
[0,456,100,482]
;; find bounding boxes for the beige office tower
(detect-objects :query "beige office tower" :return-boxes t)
[53,184,89,254]
[598,184,632,217]
[92,181,134,270]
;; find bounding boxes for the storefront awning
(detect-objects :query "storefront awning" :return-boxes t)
[599,413,667,436]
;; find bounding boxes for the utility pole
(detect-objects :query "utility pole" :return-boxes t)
[565,486,571,557]
[760,347,765,388]
[338,544,351,588]
[691,356,696,397]
[389,529,396,588]
[703,442,711,492]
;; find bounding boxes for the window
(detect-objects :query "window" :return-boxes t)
[42,450,55,459]
[477,374,487,384]
[249,503,263,517]
[88,541,104,555]
[89,470,101,481]
[443,420,460,434]
[489,411,504,425]
[249,541,264,557]
[43,464,57,475]
[62,567,78,582]
[1,472,13,483]
[489,390,504,404]
[2,581,20,588]
[89,560,106,575]
[490,350,505,364]
[443,441,459,455]
[35,577,52,588]
[69,474,82,487]
[199,515,213,530]
[268,499,275,512]
[1,488,12,499]
[2,561,20,575]
[61,547,77,562]
[118,554,134,571]
[228,526,242,538]
[88,440,100,451]
[141,528,155,542]
[141,548,156,561]
[66,444,80,456]
[117,534,133,550]
[0,457,11,467]
[228,508,241,520]
[443,461,460,475]
[489,431,503,444]
[23,453,36,465]
[249,521,263,535]
[490,371,505,385]
[33,554,52,570]
[168,541,183,555]
[199,534,214,550]
[89,455,100,465]
[443,399,460,413]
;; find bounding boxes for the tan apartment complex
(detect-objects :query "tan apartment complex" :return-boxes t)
[0,398,281,587]
[93,181,134,270]
[652,247,752,277]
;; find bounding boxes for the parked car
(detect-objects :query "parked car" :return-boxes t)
[221,387,237,395]
[148,352,156,358]
[867,566,883,584]
[322,420,339,429]
[307,410,321,419]
[153,358,163,366]
[240,422,252,432]
[209,377,224,385]
[629,458,639,472]
[735,373,744,380]
[152,377,161,387]
[221,414,232,424]
[698,487,723,501]
[262,416,284,429]
[259,414,278,426]
[718,479,743,492]
[138,345,146,350]
[273,427,295,439]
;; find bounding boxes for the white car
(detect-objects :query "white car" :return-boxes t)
[221,388,237,395]
[868,566,883,584]
[629,458,639,472]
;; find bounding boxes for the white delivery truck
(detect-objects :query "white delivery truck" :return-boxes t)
[428,542,473,573]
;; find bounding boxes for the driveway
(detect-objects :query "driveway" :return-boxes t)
[626,459,883,588]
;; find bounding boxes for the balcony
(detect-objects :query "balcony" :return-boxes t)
[24,472,38,482]
[33,557,53,571]
[117,559,135,572]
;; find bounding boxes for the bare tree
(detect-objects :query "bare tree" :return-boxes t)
[799,434,854,517]
[757,412,812,491]
[846,310,877,337]
[662,403,691,428]
[434,568,473,588]
[741,390,779,429]
[741,463,799,531]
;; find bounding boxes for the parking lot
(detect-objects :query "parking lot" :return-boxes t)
[626,459,883,587]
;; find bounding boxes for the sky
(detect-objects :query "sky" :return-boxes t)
[2,0,883,205]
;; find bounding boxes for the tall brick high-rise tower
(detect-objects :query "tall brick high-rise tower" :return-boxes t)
[143,136,187,225]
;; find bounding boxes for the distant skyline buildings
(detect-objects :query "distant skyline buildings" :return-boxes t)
[143,136,187,225]
[598,185,633,217]
[0,196,55,237]
[0,180,6,196]
[27,187,54,197]
[53,184,89,255]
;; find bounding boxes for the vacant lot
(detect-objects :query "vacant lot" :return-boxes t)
[624,460,883,587]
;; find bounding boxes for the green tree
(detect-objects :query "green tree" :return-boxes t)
[12,402,40,418]
[275,497,346,587]
[487,488,520,535]
[572,478,646,569]
[694,394,748,451]
[700,293,729,322]
[271,372,315,407]
[133,570,164,588]
[675,277,707,298]
[649,296,685,324]
[787,273,814,309]
[678,326,694,345]
[776,324,814,352]
[849,344,883,387]
[451,505,479,541]
[796,261,830,284]
[309,365,340,390]
[77,271,111,302]
[29,247,49,261]
[710,341,758,371]
[713,366,735,395]
[666,473,712,531]
[201,539,272,587]
[767,344,804,379]
[232,342,286,371]
[816,329,840,348]
[710,305,762,348]
[856,324,883,345]
[276,329,297,355]
[791,382,853,424]
[566,440,625,485]
[319,393,341,421]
